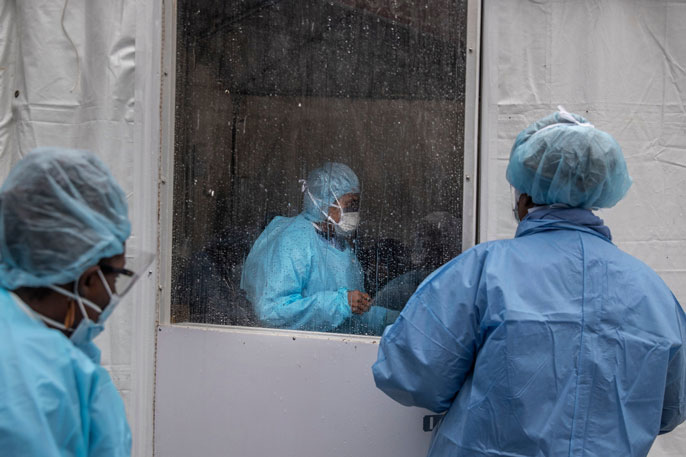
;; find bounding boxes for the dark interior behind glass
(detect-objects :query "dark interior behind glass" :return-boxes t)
[172,0,468,330]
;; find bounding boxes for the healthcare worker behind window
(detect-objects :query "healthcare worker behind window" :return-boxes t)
[241,162,396,334]
[373,108,686,456]
[0,147,151,456]
[373,211,461,312]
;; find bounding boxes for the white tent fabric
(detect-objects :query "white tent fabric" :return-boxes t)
[0,0,21,177]
[480,0,686,454]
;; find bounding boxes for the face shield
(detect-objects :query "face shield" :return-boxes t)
[100,249,155,297]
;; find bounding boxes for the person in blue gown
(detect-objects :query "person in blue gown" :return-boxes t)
[372,108,686,456]
[241,162,396,335]
[373,211,461,312]
[0,147,147,456]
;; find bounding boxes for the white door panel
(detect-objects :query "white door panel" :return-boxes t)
[155,325,434,457]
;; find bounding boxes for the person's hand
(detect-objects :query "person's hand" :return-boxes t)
[348,290,372,314]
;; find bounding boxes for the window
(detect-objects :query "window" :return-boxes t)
[172,0,469,334]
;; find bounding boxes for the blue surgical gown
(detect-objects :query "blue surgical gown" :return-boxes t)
[373,208,686,456]
[241,214,393,334]
[0,289,131,456]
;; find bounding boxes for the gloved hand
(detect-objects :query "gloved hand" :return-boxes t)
[348,290,372,314]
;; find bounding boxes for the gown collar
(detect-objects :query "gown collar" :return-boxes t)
[515,207,613,242]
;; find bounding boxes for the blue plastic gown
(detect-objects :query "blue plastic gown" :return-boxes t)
[241,214,393,334]
[373,208,686,456]
[0,289,131,456]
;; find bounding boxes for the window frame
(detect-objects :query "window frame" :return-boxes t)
[158,0,482,330]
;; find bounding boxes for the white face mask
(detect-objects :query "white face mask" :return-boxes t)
[330,190,361,235]
[336,211,360,235]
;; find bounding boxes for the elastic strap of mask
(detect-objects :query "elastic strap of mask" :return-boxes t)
[11,293,73,332]
[48,283,103,317]
[39,313,72,331]
[70,283,93,325]
[97,269,114,298]
[39,313,71,331]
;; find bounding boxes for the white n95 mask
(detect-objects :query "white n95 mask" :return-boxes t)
[336,211,360,235]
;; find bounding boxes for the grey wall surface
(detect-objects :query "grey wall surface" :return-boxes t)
[154,325,433,457]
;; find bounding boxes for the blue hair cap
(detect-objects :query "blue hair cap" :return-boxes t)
[0,147,131,289]
[302,162,360,221]
[506,108,632,209]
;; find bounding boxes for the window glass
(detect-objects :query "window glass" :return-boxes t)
[172,0,469,334]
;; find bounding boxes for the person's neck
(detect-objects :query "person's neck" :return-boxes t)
[315,220,335,237]
[314,222,352,249]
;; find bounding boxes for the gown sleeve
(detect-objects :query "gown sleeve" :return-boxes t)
[659,295,686,434]
[87,365,132,457]
[372,246,487,413]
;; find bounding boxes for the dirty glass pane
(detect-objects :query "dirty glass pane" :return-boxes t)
[172,0,468,335]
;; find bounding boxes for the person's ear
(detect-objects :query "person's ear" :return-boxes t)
[77,265,101,295]
[517,193,536,220]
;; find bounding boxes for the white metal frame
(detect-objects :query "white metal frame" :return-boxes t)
[131,1,167,456]
[158,0,177,326]
[462,0,482,249]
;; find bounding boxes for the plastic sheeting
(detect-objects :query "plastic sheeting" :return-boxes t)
[2,0,135,159]
[480,0,686,455]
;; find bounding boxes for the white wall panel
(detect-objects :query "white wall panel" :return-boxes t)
[480,1,686,454]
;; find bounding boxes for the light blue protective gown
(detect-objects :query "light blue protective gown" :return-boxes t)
[0,289,131,457]
[241,214,394,334]
[373,208,686,457]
